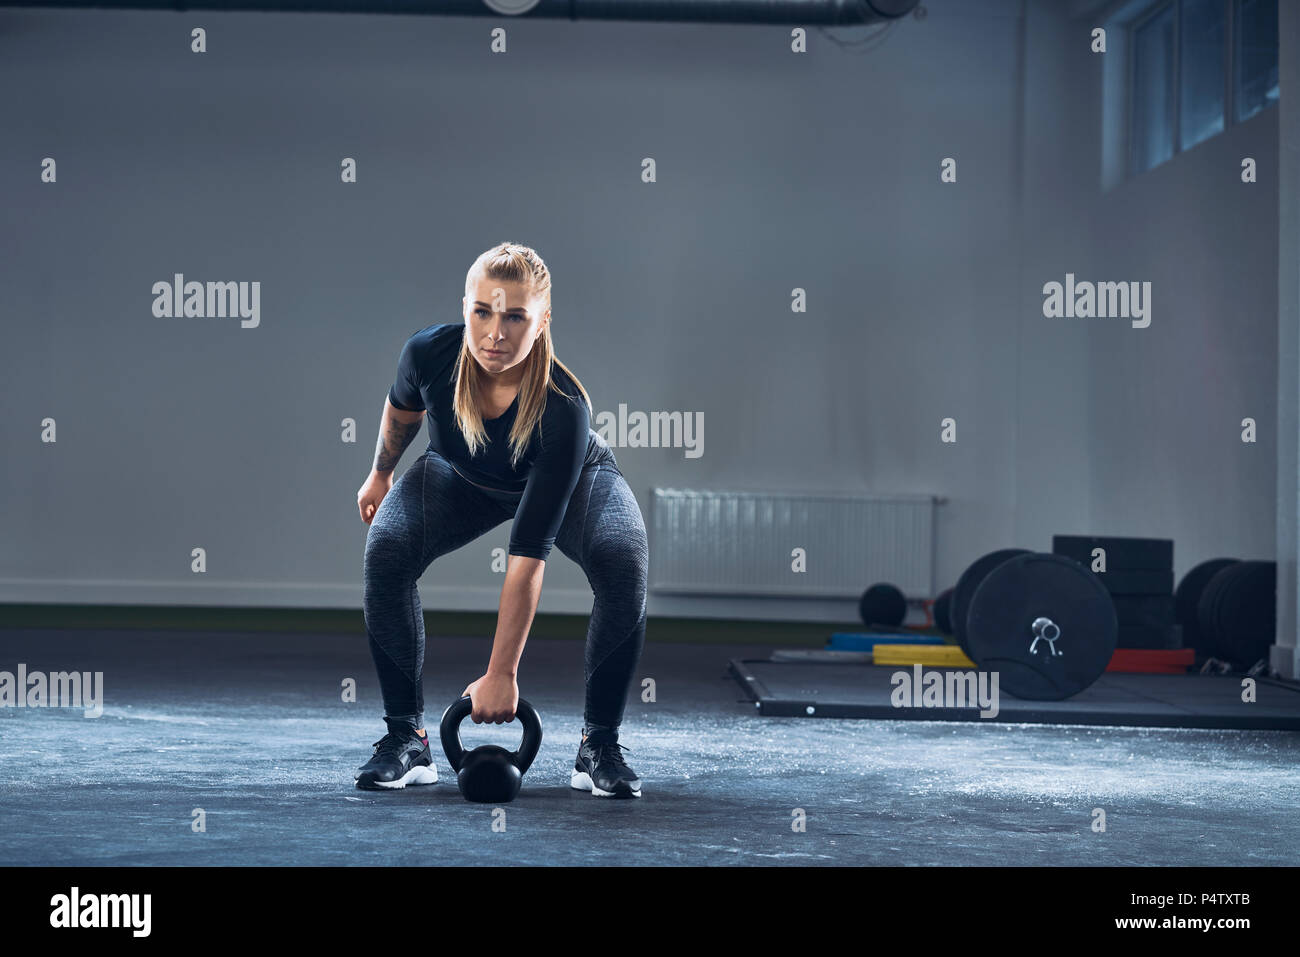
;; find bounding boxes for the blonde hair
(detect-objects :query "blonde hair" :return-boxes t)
[454,242,592,468]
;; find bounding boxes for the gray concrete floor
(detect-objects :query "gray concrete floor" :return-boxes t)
[0,627,1297,866]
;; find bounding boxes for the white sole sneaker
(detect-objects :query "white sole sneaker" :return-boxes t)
[571,769,642,798]
[358,764,438,790]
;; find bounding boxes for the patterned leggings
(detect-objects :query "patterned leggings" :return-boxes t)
[362,446,649,735]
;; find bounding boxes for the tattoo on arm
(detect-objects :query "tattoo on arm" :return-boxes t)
[374,416,422,472]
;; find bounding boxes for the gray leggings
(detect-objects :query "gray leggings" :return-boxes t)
[362,446,649,735]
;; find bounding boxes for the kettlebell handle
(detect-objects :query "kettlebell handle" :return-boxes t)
[439,695,543,774]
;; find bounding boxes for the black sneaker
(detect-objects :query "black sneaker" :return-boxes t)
[354,723,438,791]
[571,732,642,799]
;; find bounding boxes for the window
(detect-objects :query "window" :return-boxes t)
[1235,0,1280,122]
[1132,5,1176,172]
[1179,0,1226,151]
[1129,0,1277,176]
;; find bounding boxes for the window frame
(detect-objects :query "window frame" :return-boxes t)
[1127,0,1254,177]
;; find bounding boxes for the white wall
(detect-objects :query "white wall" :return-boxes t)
[1081,1,1279,583]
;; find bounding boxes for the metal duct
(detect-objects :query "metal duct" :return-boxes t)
[0,0,921,25]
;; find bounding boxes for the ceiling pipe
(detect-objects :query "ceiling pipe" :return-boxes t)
[1,0,921,26]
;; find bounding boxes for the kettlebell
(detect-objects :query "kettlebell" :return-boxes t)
[439,695,542,803]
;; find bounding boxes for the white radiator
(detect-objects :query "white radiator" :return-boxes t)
[649,488,936,598]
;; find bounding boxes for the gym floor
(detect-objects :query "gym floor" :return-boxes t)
[2,626,1296,867]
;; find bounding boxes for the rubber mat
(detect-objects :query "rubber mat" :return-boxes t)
[730,657,1300,729]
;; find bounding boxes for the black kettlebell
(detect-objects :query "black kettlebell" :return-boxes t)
[439,696,542,803]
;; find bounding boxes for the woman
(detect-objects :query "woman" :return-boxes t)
[353,242,648,799]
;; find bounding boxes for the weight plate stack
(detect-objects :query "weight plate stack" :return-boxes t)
[1052,535,1173,571]
[1115,623,1183,650]
[1088,568,1176,595]
[1053,534,1176,649]
[1110,594,1176,631]
[1208,560,1276,671]
[965,552,1118,701]
[952,548,1030,655]
[1175,558,1239,657]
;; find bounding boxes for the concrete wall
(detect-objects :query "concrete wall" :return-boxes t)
[1082,15,1279,581]
[0,0,1281,626]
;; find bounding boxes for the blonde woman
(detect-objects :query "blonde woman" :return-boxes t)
[354,242,648,799]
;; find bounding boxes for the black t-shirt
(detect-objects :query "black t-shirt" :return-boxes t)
[387,322,596,561]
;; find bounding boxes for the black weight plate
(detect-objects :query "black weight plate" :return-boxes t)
[1116,623,1183,650]
[1215,560,1276,670]
[1052,535,1173,571]
[933,587,954,634]
[1090,568,1175,595]
[1176,558,1238,656]
[952,548,1030,654]
[966,552,1118,701]
[859,582,906,628]
[1111,594,1176,629]
[1196,564,1240,660]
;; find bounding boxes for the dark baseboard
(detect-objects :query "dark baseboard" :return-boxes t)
[0,603,853,647]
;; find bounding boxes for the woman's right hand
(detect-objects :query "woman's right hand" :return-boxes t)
[357,471,394,525]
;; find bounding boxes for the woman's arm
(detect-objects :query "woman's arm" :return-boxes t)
[465,554,544,722]
[373,397,425,473]
[356,398,424,524]
[463,394,586,722]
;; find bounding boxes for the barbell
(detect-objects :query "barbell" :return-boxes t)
[947,549,1118,700]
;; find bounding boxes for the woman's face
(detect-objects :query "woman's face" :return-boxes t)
[463,276,549,380]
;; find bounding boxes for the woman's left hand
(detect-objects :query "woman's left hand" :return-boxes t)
[462,672,520,724]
